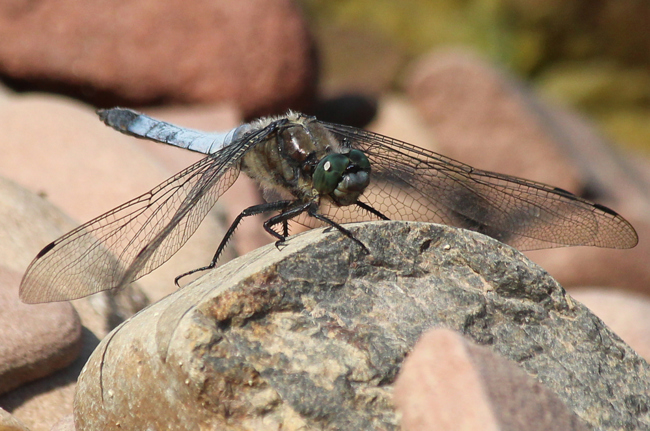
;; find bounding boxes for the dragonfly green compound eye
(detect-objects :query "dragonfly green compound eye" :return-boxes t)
[347,149,370,170]
[313,153,349,194]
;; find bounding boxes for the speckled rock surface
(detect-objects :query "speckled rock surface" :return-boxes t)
[74,221,650,430]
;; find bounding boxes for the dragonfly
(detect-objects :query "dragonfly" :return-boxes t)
[20,108,638,303]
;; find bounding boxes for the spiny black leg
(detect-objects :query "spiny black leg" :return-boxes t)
[263,201,312,249]
[356,200,390,220]
[174,200,295,286]
[307,204,369,255]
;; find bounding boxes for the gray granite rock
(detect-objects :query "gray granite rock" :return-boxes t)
[74,221,650,430]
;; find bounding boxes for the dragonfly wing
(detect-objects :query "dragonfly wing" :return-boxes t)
[318,122,638,251]
[20,126,273,303]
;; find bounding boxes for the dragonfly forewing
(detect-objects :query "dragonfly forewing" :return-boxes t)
[20,109,638,304]
[319,122,638,250]
[19,124,276,303]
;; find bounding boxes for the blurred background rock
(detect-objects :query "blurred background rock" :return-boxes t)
[300,0,650,153]
[1,0,649,153]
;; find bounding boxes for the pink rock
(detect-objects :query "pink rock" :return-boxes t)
[0,374,77,431]
[50,414,75,431]
[395,328,589,431]
[0,266,81,395]
[368,95,438,152]
[0,173,142,429]
[0,407,30,431]
[0,0,317,117]
[524,107,650,292]
[406,50,582,190]
[0,96,173,223]
[0,95,233,302]
[0,168,146,336]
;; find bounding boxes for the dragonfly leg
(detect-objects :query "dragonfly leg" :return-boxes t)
[174,200,295,287]
[264,200,370,254]
[307,204,370,255]
[263,201,313,249]
[355,200,390,220]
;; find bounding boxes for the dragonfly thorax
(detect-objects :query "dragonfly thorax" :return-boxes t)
[240,112,369,207]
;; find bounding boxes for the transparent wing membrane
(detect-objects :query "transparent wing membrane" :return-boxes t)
[319,122,638,250]
[20,111,637,303]
[20,126,274,303]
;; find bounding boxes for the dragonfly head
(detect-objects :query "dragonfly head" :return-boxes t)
[313,149,370,206]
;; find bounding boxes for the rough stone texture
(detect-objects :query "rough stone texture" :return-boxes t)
[395,328,590,431]
[74,221,650,430]
[0,94,234,302]
[0,0,318,117]
[405,50,650,293]
[0,266,81,395]
[571,288,650,361]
